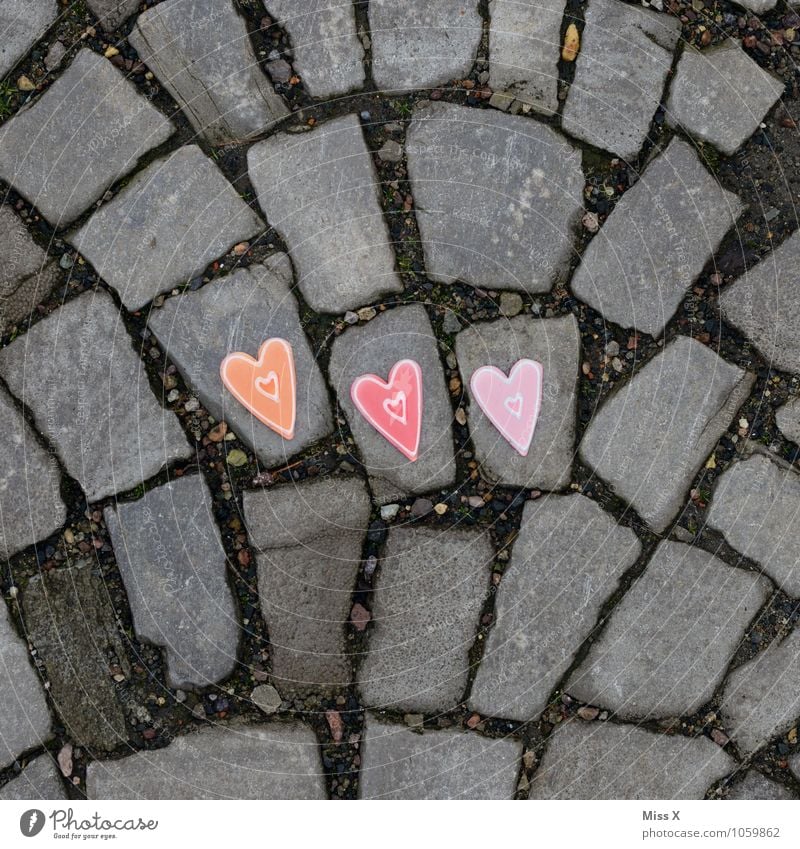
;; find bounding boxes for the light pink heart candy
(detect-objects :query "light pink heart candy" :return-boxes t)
[470,359,543,457]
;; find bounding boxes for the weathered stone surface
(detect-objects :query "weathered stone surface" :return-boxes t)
[666,41,783,156]
[580,336,754,533]
[562,0,681,160]
[369,0,483,91]
[358,526,491,713]
[529,721,734,799]
[87,723,326,799]
[148,259,332,467]
[720,627,800,756]
[243,476,371,692]
[86,0,139,30]
[0,388,65,559]
[0,600,52,770]
[456,314,579,489]
[406,101,584,293]
[361,716,521,799]
[571,139,744,336]
[735,0,777,13]
[263,1,365,98]
[130,0,288,145]
[720,229,800,374]
[0,50,174,227]
[248,114,402,313]
[569,541,770,719]
[0,206,58,335]
[0,290,189,502]
[725,771,796,801]
[72,145,263,310]
[22,561,129,752]
[706,453,800,597]
[0,756,66,800]
[0,0,57,78]
[776,397,800,444]
[328,304,456,502]
[104,475,239,689]
[488,0,565,116]
[470,494,640,721]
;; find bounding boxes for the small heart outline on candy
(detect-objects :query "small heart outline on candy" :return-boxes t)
[220,338,297,440]
[350,359,423,462]
[470,359,543,457]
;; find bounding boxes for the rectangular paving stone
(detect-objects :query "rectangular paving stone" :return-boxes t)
[0,0,57,78]
[721,626,800,757]
[571,138,744,336]
[360,716,521,799]
[104,474,239,689]
[579,336,754,533]
[0,599,52,770]
[369,0,483,91]
[248,114,403,314]
[456,314,579,489]
[725,771,796,801]
[406,101,584,293]
[488,0,565,116]
[0,289,190,503]
[0,50,175,227]
[720,229,800,374]
[243,476,371,693]
[0,755,66,800]
[71,145,264,310]
[568,540,770,720]
[561,0,681,160]
[148,259,333,468]
[328,304,456,503]
[263,1,365,98]
[0,387,66,559]
[87,722,326,799]
[22,560,129,752]
[358,526,492,713]
[706,453,800,598]
[529,721,734,799]
[130,0,289,145]
[86,0,139,30]
[470,494,641,721]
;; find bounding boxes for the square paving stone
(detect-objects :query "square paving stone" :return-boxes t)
[406,101,584,294]
[720,626,800,757]
[0,0,57,78]
[358,526,492,713]
[130,0,289,145]
[456,314,579,489]
[725,771,796,801]
[776,398,800,444]
[243,475,371,693]
[148,258,333,468]
[720,229,800,374]
[706,453,800,598]
[561,0,681,160]
[86,0,139,30]
[469,494,641,721]
[488,0,565,116]
[86,722,326,799]
[568,540,770,720]
[22,560,129,752]
[0,50,175,227]
[248,114,403,314]
[529,721,734,799]
[71,145,264,311]
[666,40,784,157]
[263,1,365,98]
[360,716,522,799]
[0,598,52,770]
[570,138,744,337]
[0,289,190,503]
[0,755,66,800]
[328,304,457,503]
[369,0,483,91]
[579,335,754,533]
[104,474,239,689]
[0,387,66,559]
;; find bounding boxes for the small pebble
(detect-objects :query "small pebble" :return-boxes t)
[377,139,403,163]
[251,684,282,715]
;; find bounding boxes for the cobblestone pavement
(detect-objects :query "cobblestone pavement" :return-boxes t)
[1,0,800,801]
